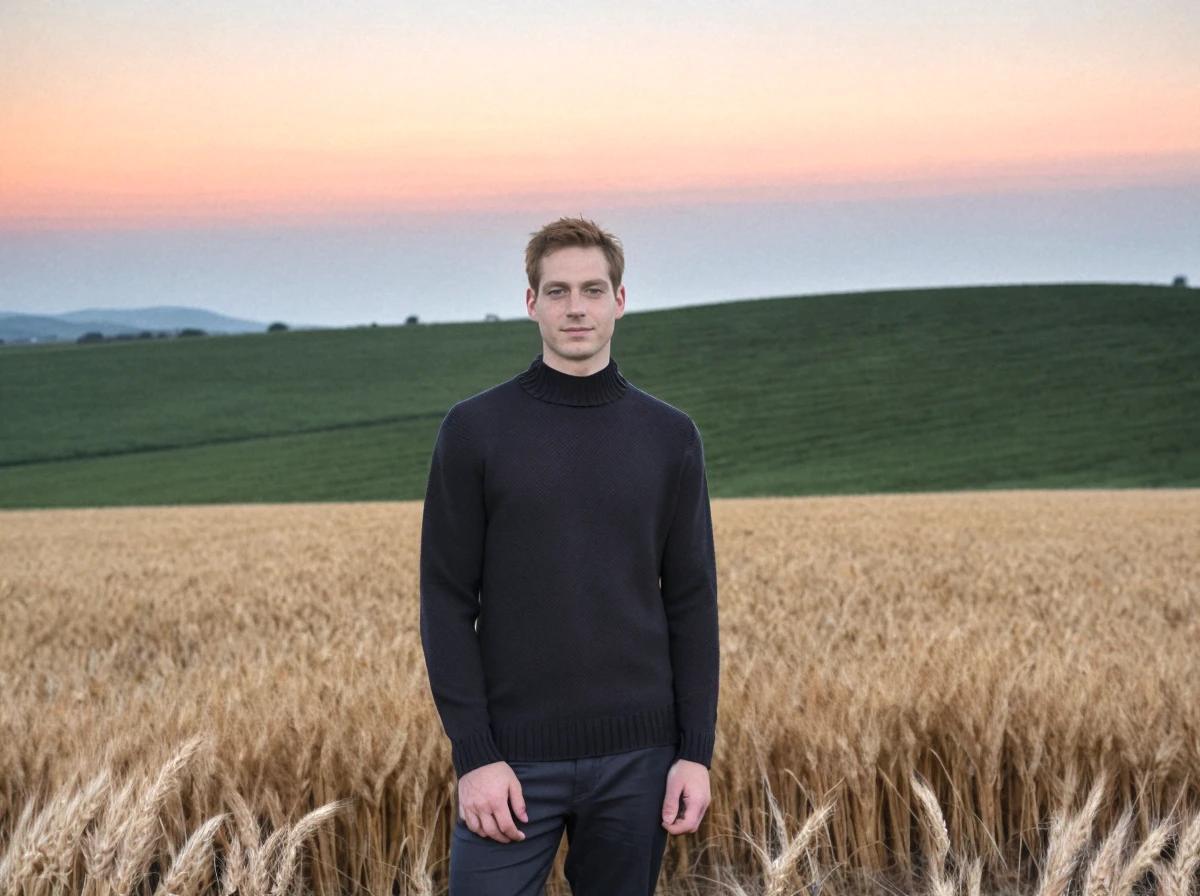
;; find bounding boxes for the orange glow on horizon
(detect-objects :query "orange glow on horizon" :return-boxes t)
[4,146,1198,231]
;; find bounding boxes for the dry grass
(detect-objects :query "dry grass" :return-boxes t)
[0,489,1197,895]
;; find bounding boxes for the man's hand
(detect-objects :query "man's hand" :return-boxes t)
[458,761,529,843]
[662,758,711,835]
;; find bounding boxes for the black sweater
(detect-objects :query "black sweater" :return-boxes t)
[419,352,720,778]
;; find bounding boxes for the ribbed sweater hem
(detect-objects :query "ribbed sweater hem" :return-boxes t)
[450,703,682,777]
[495,703,680,761]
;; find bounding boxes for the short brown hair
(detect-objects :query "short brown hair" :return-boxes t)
[525,216,625,293]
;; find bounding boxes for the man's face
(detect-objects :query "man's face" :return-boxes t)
[526,245,626,366]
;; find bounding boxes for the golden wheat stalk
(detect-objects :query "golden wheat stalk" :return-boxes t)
[731,772,834,896]
[157,814,229,896]
[268,801,350,896]
[46,771,109,894]
[1,770,106,894]
[1036,767,1110,896]
[959,855,983,896]
[1082,806,1134,896]
[910,771,954,896]
[247,825,290,896]
[81,777,137,896]
[1160,809,1200,896]
[110,735,214,896]
[1111,818,1173,896]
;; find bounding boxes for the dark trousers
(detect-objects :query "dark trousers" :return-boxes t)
[449,743,677,895]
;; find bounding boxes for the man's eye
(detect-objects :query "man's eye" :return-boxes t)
[587,287,603,294]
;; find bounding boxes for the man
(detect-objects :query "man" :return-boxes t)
[419,216,720,895]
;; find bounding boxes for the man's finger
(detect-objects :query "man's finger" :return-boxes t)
[495,803,526,842]
[662,779,683,824]
[664,781,696,834]
[479,812,512,843]
[509,778,529,823]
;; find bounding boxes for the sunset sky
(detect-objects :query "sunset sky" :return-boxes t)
[3,1,1198,326]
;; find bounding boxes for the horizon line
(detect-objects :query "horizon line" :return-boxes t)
[4,148,1198,234]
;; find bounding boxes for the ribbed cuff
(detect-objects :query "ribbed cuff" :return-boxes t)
[674,728,716,768]
[451,728,505,778]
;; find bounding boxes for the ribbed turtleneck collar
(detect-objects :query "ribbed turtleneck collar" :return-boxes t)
[516,352,629,407]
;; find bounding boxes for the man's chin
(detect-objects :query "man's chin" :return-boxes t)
[551,342,593,359]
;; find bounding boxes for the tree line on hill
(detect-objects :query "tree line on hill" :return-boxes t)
[0,321,291,347]
[73,321,291,345]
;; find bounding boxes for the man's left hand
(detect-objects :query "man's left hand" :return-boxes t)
[661,758,711,834]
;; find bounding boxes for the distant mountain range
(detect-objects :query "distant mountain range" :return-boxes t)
[0,306,324,344]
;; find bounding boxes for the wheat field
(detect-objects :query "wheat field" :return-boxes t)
[1,489,1197,896]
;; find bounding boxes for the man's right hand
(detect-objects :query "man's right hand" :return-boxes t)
[458,761,529,842]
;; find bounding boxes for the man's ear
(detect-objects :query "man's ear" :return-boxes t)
[614,284,627,317]
[526,287,537,319]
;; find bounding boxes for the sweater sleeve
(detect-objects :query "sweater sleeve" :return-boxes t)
[419,410,505,778]
[660,422,720,768]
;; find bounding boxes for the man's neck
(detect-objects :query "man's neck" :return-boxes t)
[541,344,612,377]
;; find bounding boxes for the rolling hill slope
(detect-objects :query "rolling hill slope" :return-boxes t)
[1,283,1196,508]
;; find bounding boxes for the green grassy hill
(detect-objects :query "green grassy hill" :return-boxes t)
[1,283,1197,508]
